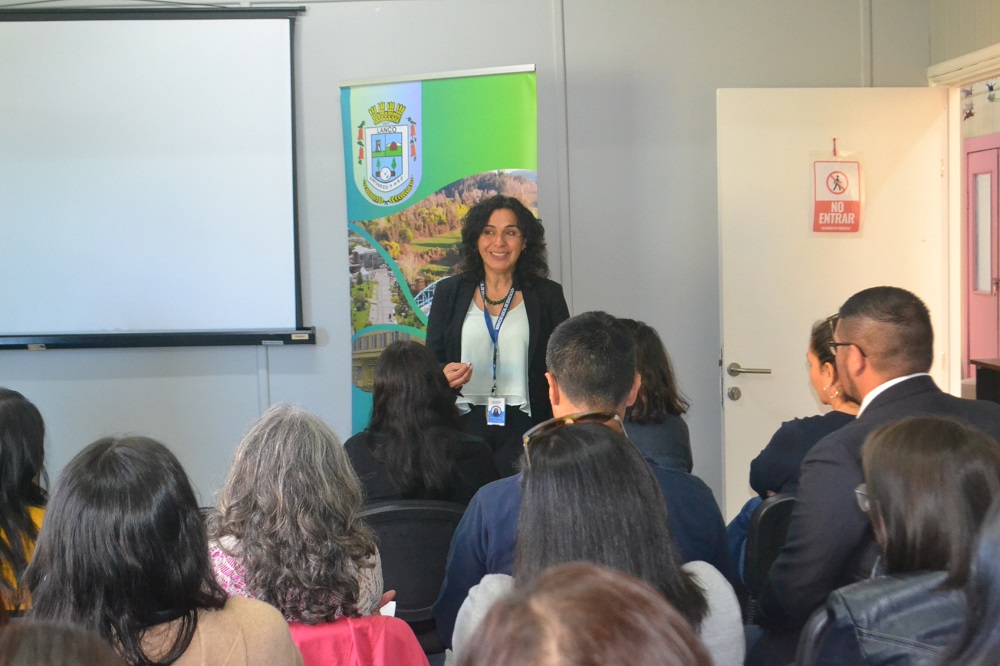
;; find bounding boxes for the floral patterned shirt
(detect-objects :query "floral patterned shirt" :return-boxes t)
[209,536,383,621]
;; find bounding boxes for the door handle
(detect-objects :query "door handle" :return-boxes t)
[727,362,772,377]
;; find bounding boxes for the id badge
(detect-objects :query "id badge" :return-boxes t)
[486,396,506,427]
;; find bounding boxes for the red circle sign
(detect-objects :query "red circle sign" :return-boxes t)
[826,171,848,194]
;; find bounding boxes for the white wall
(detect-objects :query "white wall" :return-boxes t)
[560,0,931,494]
[0,0,932,503]
[0,0,568,503]
[931,0,1000,64]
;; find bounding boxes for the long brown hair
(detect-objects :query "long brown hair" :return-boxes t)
[619,319,689,423]
[367,341,463,498]
[514,423,707,628]
[459,563,711,666]
[863,416,1000,587]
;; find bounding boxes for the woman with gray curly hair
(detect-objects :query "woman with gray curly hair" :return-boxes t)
[208,404,384,623]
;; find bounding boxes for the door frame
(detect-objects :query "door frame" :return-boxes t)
[964,135,1000,376]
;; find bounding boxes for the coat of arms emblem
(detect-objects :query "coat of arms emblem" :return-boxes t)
[356,101,419,206]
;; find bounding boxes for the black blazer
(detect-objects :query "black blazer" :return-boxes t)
[797,571,966,665]
[425,275,569,424]
[758,375,1000,633]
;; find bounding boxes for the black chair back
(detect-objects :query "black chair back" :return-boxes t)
[358,500,467,654]
[744,493,795,623]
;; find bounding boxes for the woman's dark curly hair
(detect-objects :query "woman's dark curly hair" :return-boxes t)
[454,195,549,286]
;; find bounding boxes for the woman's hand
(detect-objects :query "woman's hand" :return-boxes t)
[379,590,396,609]
[443,362,473,389]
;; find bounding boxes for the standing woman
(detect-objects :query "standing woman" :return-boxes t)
[0,388,47,612]
[426,195,569,476]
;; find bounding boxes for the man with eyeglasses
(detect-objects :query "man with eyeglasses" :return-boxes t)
[432,311,732,649]
[748,286,1000,665]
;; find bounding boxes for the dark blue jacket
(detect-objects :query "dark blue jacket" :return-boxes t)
[431,460,733,647]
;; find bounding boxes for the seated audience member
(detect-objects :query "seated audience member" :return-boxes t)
[619,318,694,472]
[943,490,1000,663]
[457,563,712,666]
[451,422,742,666]
[727,315,857,576]
[209,404,384,623]
[799,416,1000,664]
[0,621,125,666]
[750,315,859,497]
[0,388,47,612]
[24,436,302,665]
[432,312,732,648]
[750,287,1000,664]
[344,340,499,504]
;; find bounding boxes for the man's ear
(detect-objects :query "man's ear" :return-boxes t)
[625,372,641,408]
[546,371,561,407]
[846,345,867,378]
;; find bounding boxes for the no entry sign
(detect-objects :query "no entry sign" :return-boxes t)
[814,160,861,233]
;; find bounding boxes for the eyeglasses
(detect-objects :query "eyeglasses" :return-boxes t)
[521,411,623,468]
[828,341,867,358]
[854,483,870,513]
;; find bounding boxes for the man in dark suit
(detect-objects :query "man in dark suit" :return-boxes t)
[750,286,1000,662]
[432,311,733,647]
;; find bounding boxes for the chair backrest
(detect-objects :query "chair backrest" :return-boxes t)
[743,493,795,598]
[289,615,430,666]
[358,500,467,625]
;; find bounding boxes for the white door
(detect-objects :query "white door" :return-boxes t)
[717,88,955,520]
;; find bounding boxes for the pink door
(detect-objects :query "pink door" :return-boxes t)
[966,139,1000,378]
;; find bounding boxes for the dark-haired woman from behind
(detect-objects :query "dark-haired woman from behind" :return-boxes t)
[945,496,1000,665]
[450,423,743,666]
[798,417,1000,665]
[619,319,693,472]
[0,388,47,612]
[345,341,499,505]
[26,436,302,665]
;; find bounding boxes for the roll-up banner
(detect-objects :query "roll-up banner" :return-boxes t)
[341,66,538,433]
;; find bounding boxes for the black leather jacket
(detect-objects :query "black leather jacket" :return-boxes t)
[796,571,966,665]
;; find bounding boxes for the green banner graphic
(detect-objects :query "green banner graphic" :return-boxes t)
[341,67,538,433]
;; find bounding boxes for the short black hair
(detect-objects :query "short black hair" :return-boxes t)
[838,286,933,376]
[545,312,636,411]
[26,436,226,665]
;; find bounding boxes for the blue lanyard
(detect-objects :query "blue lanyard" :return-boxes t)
[480,281,515,396]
